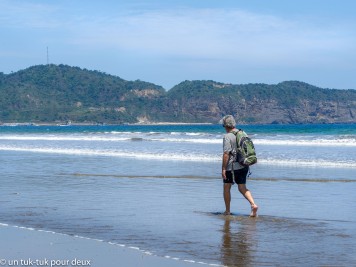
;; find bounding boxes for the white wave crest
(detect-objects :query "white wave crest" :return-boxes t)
[0,135,132,142]
[0,134,222,144]
[0,145,219,162]
[257,158,356,168]
[254,138,356,147]
[1,145,355,168]
[1,133,355,147]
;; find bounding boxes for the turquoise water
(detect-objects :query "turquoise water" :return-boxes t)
[1,123,355,134]
[0,124,355,266]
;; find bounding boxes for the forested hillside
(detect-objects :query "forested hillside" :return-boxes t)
[1,65,355,124]
[0,65,165,123]
[162,80,356,124]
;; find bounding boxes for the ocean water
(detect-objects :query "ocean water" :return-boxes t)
[0,124,355,266]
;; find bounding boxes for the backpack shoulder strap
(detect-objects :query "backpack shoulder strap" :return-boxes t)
[232,129,243,135]
[232,129,245,148]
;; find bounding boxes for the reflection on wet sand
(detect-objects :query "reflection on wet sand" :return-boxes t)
[216,213,355,267]
[220,216,257,267]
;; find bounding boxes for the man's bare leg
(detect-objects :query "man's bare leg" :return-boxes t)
[223,183,232,215]
[238,184,258,217]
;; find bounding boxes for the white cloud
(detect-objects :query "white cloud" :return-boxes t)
[1,1,355,88]
[1,1,354,65]
[0,0,61,29]
[66,7,355,67]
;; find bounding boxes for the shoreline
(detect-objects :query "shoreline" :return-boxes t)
[1,121,354,127]
[0,122,214,127]
[131,122,213,125]
[0,223,215,267]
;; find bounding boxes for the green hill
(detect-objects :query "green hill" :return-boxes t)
[164,80,356,123]
[0,64,165,123]
[1,65,355,124]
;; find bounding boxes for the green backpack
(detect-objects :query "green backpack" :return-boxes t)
[232,129,257,166]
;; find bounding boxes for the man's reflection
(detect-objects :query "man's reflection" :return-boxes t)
[220,216,257,267]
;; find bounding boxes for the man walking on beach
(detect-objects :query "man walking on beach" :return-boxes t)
[220,115,258,217]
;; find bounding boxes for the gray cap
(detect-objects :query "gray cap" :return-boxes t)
[220,115,236,128]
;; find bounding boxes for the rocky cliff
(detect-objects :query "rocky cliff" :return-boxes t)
[158,80,356,124]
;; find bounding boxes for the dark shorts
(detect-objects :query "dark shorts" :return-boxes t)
[224,167,249,184]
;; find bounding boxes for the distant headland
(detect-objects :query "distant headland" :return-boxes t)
[0,64,355,124]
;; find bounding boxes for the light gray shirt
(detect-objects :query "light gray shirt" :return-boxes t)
[223,131,244,171]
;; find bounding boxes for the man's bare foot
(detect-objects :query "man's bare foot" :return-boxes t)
[223,211,231,216]
[250,204,258,217]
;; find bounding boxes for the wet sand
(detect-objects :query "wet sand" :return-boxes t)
[1,175,355,267]
[0,224,203,267]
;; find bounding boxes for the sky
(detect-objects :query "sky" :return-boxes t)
[1,0,356,90]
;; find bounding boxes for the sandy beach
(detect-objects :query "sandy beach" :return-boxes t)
[0,224,206,267]
[0,124,355,266]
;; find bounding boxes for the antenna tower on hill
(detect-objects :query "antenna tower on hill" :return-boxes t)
[47,46,49,65]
